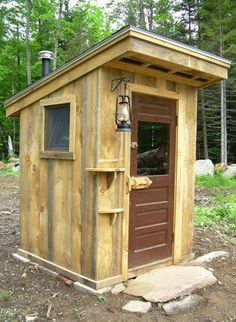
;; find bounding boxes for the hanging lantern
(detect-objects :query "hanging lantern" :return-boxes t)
[115,95,131,132]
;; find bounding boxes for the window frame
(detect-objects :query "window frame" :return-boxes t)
[40,96,76,160]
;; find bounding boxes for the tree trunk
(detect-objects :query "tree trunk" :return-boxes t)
[219,0,227,164]
[25,0,32,86]
[53,0,64,70]
[200,90,209,159]
[220,80,227,163]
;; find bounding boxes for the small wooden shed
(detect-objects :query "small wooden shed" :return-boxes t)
[5,26,230,290]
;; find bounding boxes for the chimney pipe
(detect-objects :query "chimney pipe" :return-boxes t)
[39,50,54,77]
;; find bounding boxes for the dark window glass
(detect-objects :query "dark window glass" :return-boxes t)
[45,104,70,151]
[137,121,169,176]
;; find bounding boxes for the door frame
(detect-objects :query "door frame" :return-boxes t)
[121,83,181,279]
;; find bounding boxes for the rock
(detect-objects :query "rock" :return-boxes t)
[12,164,20,172]
[215,163,228,173]
[38,265,59,278]
[57,274,74,286]
[5,162,14,169]
[191,251,229,264]
[25,314,39,321]
[73,281,111,295]
[195,159,214,176]
[111,283,126,295]
[124,266,217,303]
[12,253,31,264]
[1,211,11,215]
[223,164,236,178]
[9,157,20,163]
[0,161,5,170]
[162,294,204,316]
[122,300,151,313]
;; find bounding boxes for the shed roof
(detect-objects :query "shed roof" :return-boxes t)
[5,25,231,117]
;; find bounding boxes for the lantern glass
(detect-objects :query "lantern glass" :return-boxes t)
[115,95,131,132]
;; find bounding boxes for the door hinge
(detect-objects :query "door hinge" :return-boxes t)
[176,115,178,126]
[172,232,175,242]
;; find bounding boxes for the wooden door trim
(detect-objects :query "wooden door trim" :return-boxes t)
[128,92,177,269]
[127,83,180,100]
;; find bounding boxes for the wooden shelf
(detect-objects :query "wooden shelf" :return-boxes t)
[86,168,125,172]
[99,208,123,214]
[86,168,125,188]
[98,208,123,225]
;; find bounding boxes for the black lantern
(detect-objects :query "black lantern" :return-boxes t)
[115,95,131,132]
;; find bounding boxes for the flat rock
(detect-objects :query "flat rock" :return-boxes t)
[124,266,217,303]
[111,283,126,295]
[162,294,204,315]
[122,300,151,313]
[191,251,229,264]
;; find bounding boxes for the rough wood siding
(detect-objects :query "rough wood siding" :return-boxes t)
[19,72,100,278]
[174,84,197,262]
[95,68,133,280]
[19,65,197,283]
[20,103,41,256]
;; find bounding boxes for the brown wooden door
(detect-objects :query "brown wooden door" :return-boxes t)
[128,93,176,268]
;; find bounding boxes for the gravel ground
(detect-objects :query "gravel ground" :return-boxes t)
[0,175,236,322]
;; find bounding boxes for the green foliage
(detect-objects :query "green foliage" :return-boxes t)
[0,288,11,302]
[195,174,236,188]
[96,295,106,302]
[195,204,236,230]
[0,0,236,163]
[0,167,19,177]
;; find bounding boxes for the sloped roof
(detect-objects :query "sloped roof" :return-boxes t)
[5,25,231,117]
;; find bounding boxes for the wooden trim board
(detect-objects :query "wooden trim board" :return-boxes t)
[17,249,123,290]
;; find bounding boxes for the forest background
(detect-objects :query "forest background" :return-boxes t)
[0,0,235,164]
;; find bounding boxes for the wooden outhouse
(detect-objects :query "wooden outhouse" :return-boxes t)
[5,26,230,290]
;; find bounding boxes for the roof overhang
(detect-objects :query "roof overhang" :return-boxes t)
[5,26,231,117]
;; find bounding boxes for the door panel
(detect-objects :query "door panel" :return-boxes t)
[128,93,176,268]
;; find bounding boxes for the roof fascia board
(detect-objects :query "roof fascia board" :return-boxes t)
[5,25,230,110]
[129,26,231,67]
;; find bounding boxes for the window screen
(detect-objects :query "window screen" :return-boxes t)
[45,104,70,151]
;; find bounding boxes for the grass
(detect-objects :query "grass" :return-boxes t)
[0,167,19,177]
[0,288,11,302]
[195,204,236,230]
[195,174,236,232]
[195,173,236,188]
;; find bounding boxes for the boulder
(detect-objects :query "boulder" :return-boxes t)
[195,159,214,176]
[223,164,236,178]
[215,163,228,173]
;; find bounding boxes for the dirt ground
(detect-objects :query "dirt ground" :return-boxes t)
[0,175,235,322]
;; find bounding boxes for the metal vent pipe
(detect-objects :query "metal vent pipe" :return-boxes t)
[39,51,54,77]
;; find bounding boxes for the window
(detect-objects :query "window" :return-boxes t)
[137,121,169,176]
[40,96,76,160]
[45,104,70,151]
